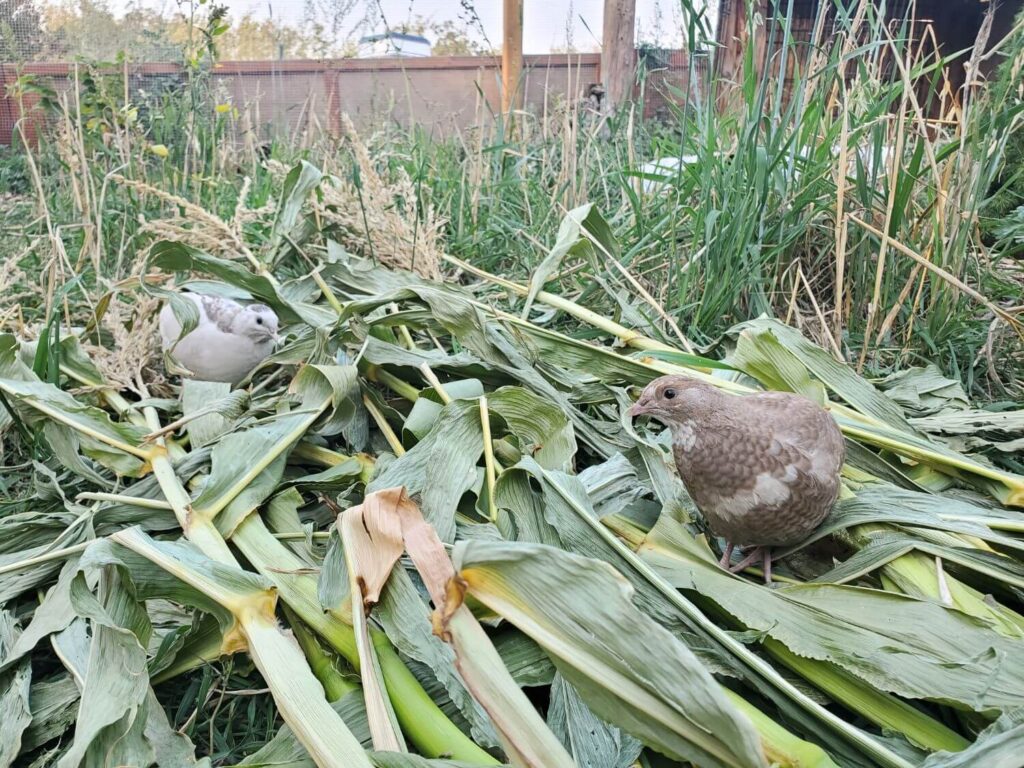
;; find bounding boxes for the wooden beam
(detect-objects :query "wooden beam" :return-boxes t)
[502,0,523,113]
[601,0,637,111]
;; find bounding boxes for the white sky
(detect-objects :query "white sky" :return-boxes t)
[99,1,718,53]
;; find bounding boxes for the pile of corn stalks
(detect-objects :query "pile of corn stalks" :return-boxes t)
[1,165,1023,768]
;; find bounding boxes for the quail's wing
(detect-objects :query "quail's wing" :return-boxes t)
[752,392,845,476]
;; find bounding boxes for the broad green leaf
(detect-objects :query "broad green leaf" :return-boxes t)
[797,484,1024,557]
[812,528,1024,591]
[454,539,767,768]
[270,161,323,261]
[0,610,32,766]
[498,459,918,768]
[181,380,244,448]
[491,629,555,688]
[148,240,335,328]
[641,515,1024,711]
[0,379,149,461]
[368,400,483,543]
[521,204,618,319]
[20,674,79,753]
[403,380,484,442]
[0,559,81,674]
[495,457,728,668]
[727,318,914,430]
[58,569,153,768]
[488,387,576,472]
[41,422,112,486]
[84,535,267,642]
[728,325,828,406]
[877,364,970,416]
[192,366,346,526]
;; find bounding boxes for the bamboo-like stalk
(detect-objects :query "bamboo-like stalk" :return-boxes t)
[362,394,405,455]
[364,363,421,401]
[231,512,499,764]
[0,541,91,576]
[720,689,839,768]
[284,606,359,702]
[444,253,680,354]
[479,396,499,523]
[111,527,372,768]
[419,363,453,403]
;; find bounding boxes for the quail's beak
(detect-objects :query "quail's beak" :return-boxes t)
[627,399,652,418]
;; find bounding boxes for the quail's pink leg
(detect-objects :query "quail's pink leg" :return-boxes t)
[727,546,764,574]
[718,542,735,569]
[762,548,773,584]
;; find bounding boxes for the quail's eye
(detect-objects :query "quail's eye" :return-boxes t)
[663,388,676,400]
[256,317,263,325]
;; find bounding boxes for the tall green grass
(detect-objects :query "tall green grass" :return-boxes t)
[2,0,1021,397]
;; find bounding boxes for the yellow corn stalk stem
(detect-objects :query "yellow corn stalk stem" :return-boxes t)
[364,363,422,401]
[720,689,840,768]
[284,605,360,702]
[290,441,376,483]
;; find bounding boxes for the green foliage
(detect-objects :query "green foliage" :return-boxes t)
[980,4,1024,251]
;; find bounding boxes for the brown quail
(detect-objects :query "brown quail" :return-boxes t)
[627,375,845,582]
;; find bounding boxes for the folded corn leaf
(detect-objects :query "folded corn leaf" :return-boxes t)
[812,528,1024,591]
[787,484,1024,557]
[19,674,79,754]
[521,203,617,319]
[921,709,1024,767]
[0,559,80,674]
[453,539,768,768]
[728,319,913,430]
[640,515,1024,711]
[0,610,32,767]
[877,364,970,416]
[487,387,577,472]
[180,381,244,448]
[191,365,356,534]
[0,379,150,476]
[57,567,161,767]
[269,160,324,262]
